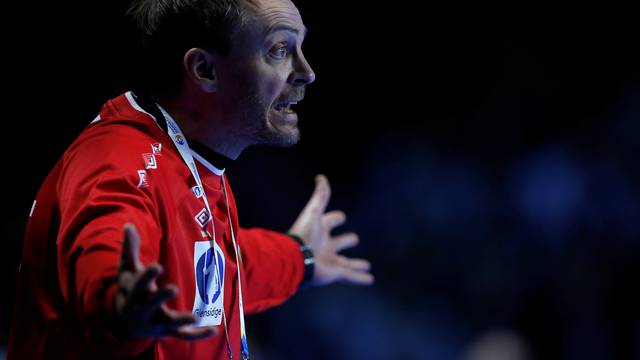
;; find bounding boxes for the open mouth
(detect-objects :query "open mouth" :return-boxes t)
[273,100,298,113]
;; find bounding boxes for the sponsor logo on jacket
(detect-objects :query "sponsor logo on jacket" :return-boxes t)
[192,241,225,326]
[143,153,157,170]
[151,142,162,155]
[195,208,211,228]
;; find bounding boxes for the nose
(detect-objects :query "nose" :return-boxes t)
[289,51,316,87]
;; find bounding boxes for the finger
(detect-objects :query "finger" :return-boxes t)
[341,270,375,285]
[342,271,375,285]
[120,223,143,272]
[322,211,346,231]
[158,306,198,327]
[117,270,135,289]
[156,308,214,340]
[346,258,371,272]
[331,233,359,252]
[336,255,371,272]
[174,325,218,340]
[142,285,178,314]
[130,264,164,300]
[302,174,331,216]
[333,256,374,285]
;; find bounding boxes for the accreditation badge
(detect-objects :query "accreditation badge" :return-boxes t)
[192,241,225,326]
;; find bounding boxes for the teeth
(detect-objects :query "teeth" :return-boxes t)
[274,100,299,111]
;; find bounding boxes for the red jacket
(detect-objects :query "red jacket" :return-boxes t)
[9,92,304,359]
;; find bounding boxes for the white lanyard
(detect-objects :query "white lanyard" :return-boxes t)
[159,106,250,360]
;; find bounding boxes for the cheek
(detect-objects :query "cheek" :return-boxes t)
[254,64,290,99]
[262,80,282,102]
[229,58,290,107]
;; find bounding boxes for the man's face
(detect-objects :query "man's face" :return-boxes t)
[214,0,315,148]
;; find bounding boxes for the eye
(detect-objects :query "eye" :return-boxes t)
[269,43,288,60]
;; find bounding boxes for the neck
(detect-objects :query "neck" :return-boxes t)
[189,140,232,170]
[157,95,248,160]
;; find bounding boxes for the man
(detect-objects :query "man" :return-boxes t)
[8,0,374,358]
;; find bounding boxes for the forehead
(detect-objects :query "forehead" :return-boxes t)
[243,0,305,34]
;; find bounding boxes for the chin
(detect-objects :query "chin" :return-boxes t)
[268,127,300,147]
[260,115,300,147]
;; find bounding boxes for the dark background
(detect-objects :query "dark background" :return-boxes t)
[2,1,640,359]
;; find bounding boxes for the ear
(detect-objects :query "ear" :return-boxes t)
[183,48,218,93]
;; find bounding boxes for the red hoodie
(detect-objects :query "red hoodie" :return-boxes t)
[9,92,304,359]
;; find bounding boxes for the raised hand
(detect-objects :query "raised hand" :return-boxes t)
[288,175,374,286]
[115,223,217,340]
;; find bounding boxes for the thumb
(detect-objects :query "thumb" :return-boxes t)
[119,223,143,272]
[302,175,331,216]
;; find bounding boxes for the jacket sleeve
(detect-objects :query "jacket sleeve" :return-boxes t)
[238,227,305,314]
[56,131,162,356]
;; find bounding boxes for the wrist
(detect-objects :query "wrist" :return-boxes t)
[287,233,315,287]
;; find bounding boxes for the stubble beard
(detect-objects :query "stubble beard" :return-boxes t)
[240,90,301,149]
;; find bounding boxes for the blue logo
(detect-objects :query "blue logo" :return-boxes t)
[192,185,202,198]
[195,247,224,304]
[175,134,185,146]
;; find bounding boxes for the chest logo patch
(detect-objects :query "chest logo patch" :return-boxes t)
[192,185,204,198]
[195,208,211,228]
[136,170,149,188]
[151,142,162,155]
[142,153,157,170]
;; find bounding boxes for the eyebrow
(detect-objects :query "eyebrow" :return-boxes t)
[265,24,308,37]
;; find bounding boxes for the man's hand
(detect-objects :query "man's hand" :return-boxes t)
[115,223,217,340]
[288,175,375,286]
